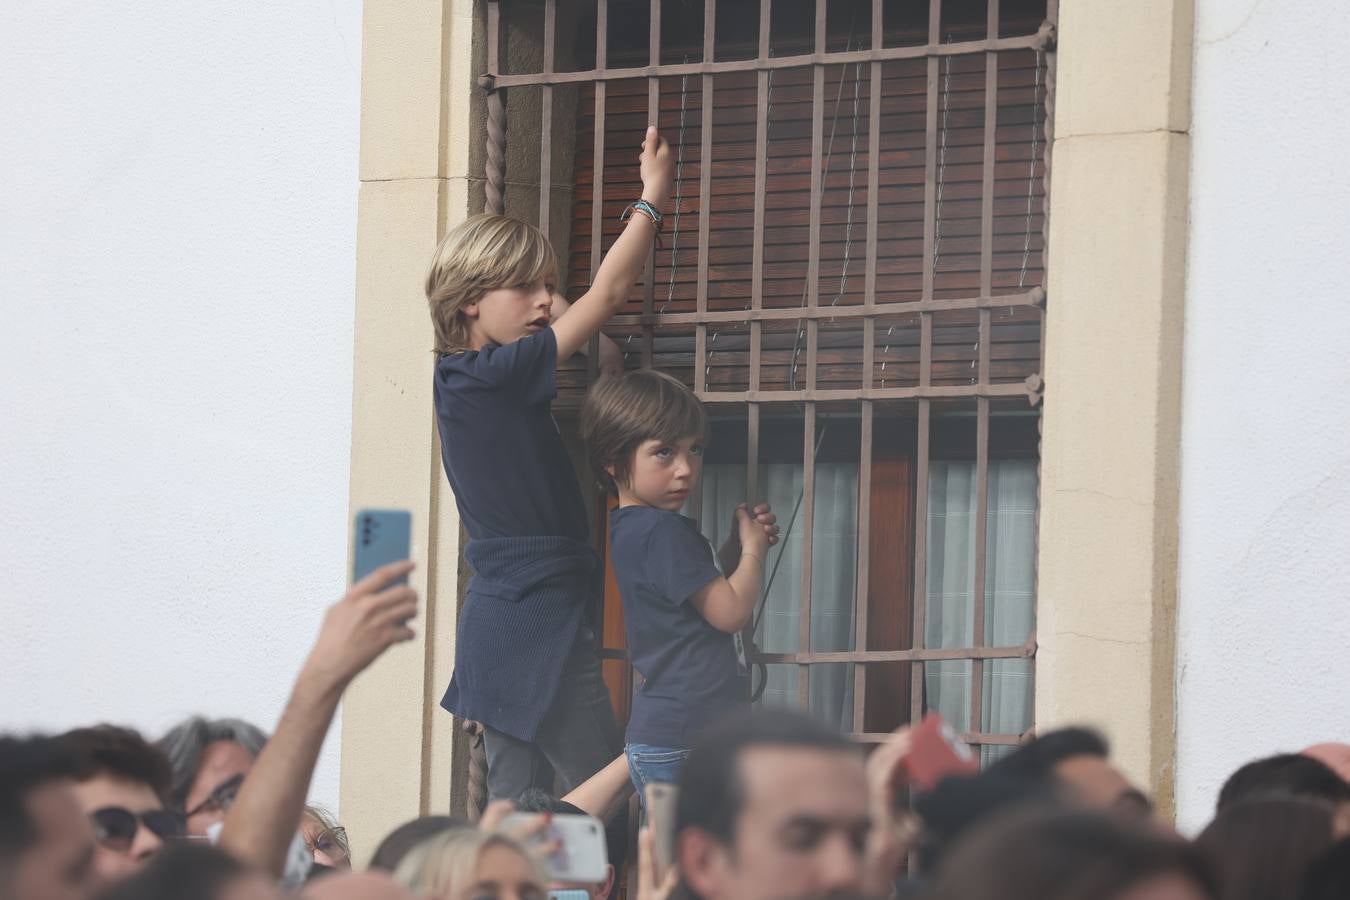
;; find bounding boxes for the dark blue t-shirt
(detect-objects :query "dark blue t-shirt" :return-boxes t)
[610,506,747,748]
[434,329,588,542]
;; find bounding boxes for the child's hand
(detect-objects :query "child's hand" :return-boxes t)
[639,125,674,208]
[734,502,775,563]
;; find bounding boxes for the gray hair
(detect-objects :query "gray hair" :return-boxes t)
[156,717,268,809]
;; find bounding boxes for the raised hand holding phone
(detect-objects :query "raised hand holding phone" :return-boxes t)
[500,812,608,885]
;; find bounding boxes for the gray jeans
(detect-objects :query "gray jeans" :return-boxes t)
[483,624,623,800]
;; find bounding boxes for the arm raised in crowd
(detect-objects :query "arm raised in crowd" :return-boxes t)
[217,560,419,878]
[561,752,634,822]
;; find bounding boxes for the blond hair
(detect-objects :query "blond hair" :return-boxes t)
[581,369,709,495]
[425,214,558,354]
[392,828,544,900]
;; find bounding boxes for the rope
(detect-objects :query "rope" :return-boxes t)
[707,52,776,380]
[659,62,692,316]
[882,45,952,388]
[1018,51,1044,290]
[789,38,863,390]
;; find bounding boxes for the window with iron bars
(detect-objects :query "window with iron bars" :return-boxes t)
[483,0,1054,760]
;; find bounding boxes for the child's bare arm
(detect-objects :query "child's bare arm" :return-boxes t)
[552,125,673,363]
[690,504,776,633]
[561,752,634,822]
[549,292,623,376]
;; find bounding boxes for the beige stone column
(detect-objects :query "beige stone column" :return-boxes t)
[340,0,482,863]
[1036,0,1194,817]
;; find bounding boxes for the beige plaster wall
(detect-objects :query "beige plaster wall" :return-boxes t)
[1036,0,1194,815]
[340,0,481,864]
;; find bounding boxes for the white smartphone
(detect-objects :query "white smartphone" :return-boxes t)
[501,813,608,884]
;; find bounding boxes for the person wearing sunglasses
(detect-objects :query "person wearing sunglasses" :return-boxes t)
[301,805,351,870]
[55,725,182,886]
[157,716,266,837]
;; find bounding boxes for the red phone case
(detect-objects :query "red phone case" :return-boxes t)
[902,713,980,790]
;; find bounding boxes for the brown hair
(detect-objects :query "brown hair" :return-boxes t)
[1196,796,1337,900]
[425,214,558,354]
[581,369,708,495]
[925,807,1217,900]
[57,724,174,805]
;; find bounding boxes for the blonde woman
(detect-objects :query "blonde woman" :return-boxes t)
[393,828,546,900]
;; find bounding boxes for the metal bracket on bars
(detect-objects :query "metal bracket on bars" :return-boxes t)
[1024,373,1045,408]
[1035,21,1058,52]
[477,73,497,93]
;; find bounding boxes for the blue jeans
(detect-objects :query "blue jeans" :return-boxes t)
[626,743,691,810]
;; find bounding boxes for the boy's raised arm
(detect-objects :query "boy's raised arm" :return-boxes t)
[551,125,673,363]
[548,293,623,376]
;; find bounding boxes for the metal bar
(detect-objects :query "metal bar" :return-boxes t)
[970,394,990,732]
[607,286,1044,326]
[852,400,873,730]
[967,0,1000,739]
[849,731,1026,746]
[689,0,711,521]
[490,32,1051,87]
[694,0,715,395]
[586,0,609,383]
[799,401,816,708]
[804,0,825,398]
[589,0,608,286]
[699,382,1034,405]
[747,403,760,517]
[911,398,931,724]
[538,0,556,233]
[486,1,500,73]
[980,0,998,301]
[909,0,941,726]
[757,643,1034,664]
[641,0,661,368]
[745,0,770,505]
[863,0,881,394]
[796,0,821,713]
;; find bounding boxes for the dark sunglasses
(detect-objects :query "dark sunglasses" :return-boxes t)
[91,807,186,852]
[184,773,245,819]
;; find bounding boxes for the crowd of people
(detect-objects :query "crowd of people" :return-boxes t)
[3,551,1349,899]
[8,126,1349,900]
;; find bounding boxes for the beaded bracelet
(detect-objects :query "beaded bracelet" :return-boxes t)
[620,199,665,235]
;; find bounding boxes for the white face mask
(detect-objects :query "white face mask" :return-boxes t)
[205,822,314,887]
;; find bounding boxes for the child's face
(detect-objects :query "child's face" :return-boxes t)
[464,277,555,348]
[615,435,705,511]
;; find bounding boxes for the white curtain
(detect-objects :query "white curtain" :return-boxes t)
[696,462,859,733]
[695,455,1037,751]
[924,460,1038,763]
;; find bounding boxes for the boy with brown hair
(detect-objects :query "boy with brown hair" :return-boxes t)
[581,369,778,794]
[427,127,673,800]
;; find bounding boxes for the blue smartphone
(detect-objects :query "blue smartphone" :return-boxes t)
[547,892,591,900]
[352,509,411,584]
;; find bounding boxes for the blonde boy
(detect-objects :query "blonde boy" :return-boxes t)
[428,127,673,801]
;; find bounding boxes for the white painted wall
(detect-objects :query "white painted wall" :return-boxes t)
[0,1,363,811]
[1176,0,1350,833]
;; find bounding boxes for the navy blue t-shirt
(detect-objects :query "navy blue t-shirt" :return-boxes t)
[610,506,747,748]
[434,329,588,542]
